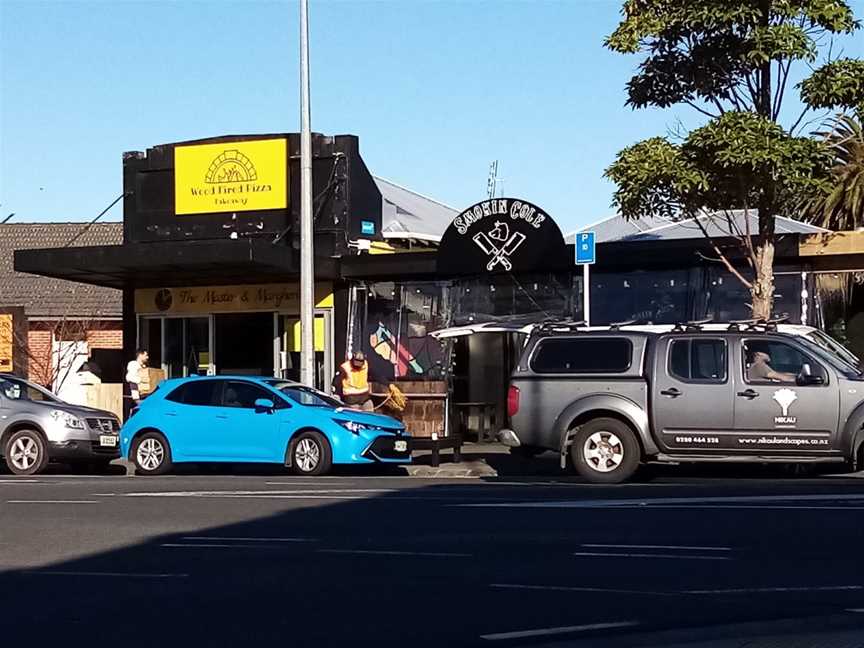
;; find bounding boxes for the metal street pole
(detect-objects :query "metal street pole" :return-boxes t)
[299,0,315,386]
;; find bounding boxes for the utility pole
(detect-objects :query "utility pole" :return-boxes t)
[486,160,499,199]
[299,0,315,387]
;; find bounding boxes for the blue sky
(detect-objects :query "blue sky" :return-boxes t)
[1,0,862,233]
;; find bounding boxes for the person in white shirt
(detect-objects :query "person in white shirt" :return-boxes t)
[126,349,149,404]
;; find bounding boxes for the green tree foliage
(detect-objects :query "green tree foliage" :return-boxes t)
[802,113,864,229]
[604,0,862,319]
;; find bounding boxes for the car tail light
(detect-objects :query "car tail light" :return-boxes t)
[507,385,520,417]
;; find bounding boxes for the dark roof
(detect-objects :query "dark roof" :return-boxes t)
[0,222,123,318]
[567,211,827,243]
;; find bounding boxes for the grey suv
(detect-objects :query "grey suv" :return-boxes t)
[0,374,120,475]
[503,324,864,483]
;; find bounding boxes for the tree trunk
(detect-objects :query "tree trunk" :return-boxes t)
[751,238,775,320]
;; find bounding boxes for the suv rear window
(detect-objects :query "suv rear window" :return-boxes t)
[530,337,632,374]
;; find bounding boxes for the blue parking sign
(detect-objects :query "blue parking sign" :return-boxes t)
[576,231,596,264]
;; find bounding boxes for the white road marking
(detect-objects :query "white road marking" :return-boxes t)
[5,500,99,504]
[162,543,296,549]
[480,621,638,641]
[0,480,41,483]
[573,551,730,561]
[123,489,394,497]
[23,571,188,578]
[490,583,675,596]
[845,608,864,613]
[688,585,863,594]
[318,549,472,558]
[457,493,864,509]
[581,543,731,552]
[181,536,315,542]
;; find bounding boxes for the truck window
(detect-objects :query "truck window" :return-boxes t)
[668,339,727,383]
[530,337,632,374]
[743,339,826,385]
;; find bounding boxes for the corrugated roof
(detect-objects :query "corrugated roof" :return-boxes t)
[374,176,457,239]
[567,211,827,243]
[0,222,123,318]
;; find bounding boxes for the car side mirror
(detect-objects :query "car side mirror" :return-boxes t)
[254,398,275,413]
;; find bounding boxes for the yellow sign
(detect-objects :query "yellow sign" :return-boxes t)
[174,138,288,215]
[0,314,12,372]
[284,315,327,352]
[135,283,333,315]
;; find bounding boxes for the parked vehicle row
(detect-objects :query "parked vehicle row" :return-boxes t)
[0,373,410,476]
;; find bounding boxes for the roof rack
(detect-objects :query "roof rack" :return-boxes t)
[727,314,790,332]
[608,319,650,330]
[671,318,713,333]
[535,319,587,333]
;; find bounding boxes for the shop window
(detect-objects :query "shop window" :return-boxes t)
[357,282,450,382]
[530,337,632,374]
[591,269,694,325]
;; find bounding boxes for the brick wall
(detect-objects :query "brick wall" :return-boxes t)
[26,327,53,384]
[24,319,124,385]
[87,323,123,349]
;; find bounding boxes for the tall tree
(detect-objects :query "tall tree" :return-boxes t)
[604,0,864,319]
[801,112,864,229]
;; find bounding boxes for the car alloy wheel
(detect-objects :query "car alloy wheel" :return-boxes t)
[582,431,624,473]
[136,437,164,472]
[9,436,40,472]
[295,438,321,473]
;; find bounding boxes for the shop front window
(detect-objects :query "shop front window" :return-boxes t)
[351,282,450,382]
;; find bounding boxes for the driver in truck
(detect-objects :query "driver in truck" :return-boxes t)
[748,349,796,384]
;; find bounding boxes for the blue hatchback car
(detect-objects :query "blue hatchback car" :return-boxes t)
[120,376,410,475]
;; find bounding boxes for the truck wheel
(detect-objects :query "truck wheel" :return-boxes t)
[571,418,640,484]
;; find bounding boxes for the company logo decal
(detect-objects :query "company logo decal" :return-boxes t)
[773,388,798,426]
[472,221,527,271]
[205,150,258,184]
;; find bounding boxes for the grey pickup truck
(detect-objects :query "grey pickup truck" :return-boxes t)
[501,323,864,483]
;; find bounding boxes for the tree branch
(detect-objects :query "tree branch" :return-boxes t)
[692,214,753,289]
[683,99,719,119]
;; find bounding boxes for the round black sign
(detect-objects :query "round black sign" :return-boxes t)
[437,198,570,275]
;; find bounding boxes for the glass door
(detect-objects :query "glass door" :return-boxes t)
[138,316,213,378]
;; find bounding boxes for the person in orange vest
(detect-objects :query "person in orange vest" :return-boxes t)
[337,351,373,411]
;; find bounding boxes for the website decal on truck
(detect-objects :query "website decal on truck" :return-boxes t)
[664,432,830,450]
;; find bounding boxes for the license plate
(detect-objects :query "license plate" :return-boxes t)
[99,435,117,447]
[394,440,408,452]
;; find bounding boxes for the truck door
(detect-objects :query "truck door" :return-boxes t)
[733,337,840,452]
[652,336,733,452]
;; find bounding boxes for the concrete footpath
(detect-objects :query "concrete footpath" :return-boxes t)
[403,442,555,477]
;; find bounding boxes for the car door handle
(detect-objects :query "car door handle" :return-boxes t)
[660,387,682,397]
[165,412,177,417]
[737,389,759,399]
[216,415,229,420]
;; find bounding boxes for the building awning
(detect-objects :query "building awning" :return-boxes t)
[13,239,335,290]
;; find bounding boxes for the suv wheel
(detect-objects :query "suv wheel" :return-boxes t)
[571,418,640,484]
[4,429,49,476]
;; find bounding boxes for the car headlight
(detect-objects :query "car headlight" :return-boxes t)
[335,419,370,435]
[49,410,86,430]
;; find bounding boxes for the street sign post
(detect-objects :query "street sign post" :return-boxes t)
[576,232,596,326]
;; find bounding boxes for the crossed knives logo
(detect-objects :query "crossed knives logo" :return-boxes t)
[472,221,527,271]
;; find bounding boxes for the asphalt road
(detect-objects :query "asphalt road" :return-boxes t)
[2,467,864,647]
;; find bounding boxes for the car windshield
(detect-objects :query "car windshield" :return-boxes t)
[265,381,342,408]
[795,336,862,378]
[0,376,61,403]
[806,330,861,367]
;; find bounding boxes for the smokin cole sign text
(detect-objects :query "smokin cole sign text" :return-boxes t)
[438,198,570,274]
